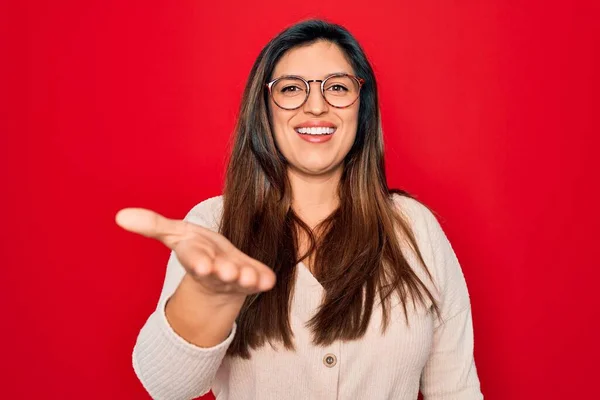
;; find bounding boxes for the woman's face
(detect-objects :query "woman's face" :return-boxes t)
[268,41,360,178]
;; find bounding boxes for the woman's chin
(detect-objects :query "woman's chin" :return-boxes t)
[290,161,342,178]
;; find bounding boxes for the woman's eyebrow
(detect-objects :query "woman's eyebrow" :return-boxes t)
[273,71,352,79]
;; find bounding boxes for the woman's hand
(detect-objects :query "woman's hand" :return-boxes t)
[115,207,276,297]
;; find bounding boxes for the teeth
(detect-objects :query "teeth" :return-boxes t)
[295,127,336,135]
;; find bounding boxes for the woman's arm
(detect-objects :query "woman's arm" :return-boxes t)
[126,198,275,400]
[132,248,241,400]
[415,200,484,399]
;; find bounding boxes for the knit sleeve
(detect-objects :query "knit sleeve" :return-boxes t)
[132,196,237,400]
[415,202,483,399]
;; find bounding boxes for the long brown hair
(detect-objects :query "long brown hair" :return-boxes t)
[220,19,441,358]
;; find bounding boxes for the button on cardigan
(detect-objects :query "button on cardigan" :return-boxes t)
[132,194,483,400]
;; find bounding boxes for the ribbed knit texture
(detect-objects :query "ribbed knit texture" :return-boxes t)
[132,195,483,399]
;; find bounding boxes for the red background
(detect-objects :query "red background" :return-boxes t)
[2,1,598,399]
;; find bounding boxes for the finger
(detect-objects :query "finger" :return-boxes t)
[175,240,214,277]
[116,208,186,244]
[257,269,277,291]
[188,252,215,279]
[231,255,276,292]
[213,258,240,283]
[243,259,276,290]
[237,266,258,288]
[223,252,275,290]
[236,254,272,275]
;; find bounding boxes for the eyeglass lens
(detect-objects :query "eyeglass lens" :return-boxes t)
[271,75,360,109]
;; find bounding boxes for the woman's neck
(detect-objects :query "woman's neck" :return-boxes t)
[288,167,341,228]
[288,167,342,273]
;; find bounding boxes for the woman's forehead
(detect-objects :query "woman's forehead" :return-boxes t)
[271,41,354,80]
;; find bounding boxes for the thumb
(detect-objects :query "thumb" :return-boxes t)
[115,208,183,241]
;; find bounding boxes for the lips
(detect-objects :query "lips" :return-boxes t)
[294,121,337,137]
[297,131,334,143]
[295,126,336,135]
[293,123,336,144]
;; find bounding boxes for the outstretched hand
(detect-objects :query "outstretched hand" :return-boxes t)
[115,208,276,296]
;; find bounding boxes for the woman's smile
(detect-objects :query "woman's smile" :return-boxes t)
[294,121,337,143]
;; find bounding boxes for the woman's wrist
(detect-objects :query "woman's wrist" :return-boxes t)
[163,273,245,347]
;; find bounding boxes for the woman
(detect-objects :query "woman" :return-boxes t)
[117,19,483,400]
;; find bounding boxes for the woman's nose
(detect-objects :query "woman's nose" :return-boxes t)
[303,82,328,115]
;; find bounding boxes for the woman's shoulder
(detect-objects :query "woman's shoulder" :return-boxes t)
[390,192,449,258]
[391,191,468,294]
[183,195,224,232]
[390,192,437,230]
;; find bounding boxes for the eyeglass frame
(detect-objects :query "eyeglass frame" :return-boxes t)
[265,73,365,110]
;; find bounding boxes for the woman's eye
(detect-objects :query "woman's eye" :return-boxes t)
[281,86,301,93]
[328,84,348,92]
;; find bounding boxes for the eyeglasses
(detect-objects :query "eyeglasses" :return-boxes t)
[265,73,365,110]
